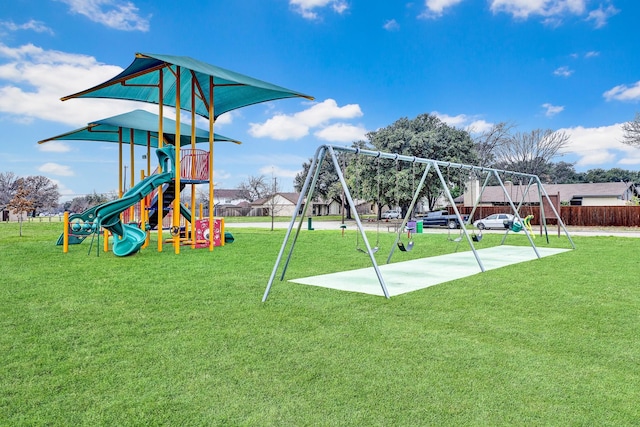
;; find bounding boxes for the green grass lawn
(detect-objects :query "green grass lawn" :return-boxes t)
[1,222,639,426]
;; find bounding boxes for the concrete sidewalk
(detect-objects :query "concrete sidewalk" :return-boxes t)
[289,245,571,297]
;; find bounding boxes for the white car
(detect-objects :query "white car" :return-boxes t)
[473,213,514,230]
[381,209,401,219]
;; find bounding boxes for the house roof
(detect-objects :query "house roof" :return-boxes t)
[461,182,636,204]
[252,192,301,206]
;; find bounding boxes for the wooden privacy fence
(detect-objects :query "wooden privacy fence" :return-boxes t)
[561,206,640,227]
[454,205,640,227]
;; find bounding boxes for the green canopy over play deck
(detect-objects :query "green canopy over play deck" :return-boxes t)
[61,53,314,119]
[37,109,241,147]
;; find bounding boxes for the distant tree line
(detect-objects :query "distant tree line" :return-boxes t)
[0,171,116,219]
[0,172,59,218]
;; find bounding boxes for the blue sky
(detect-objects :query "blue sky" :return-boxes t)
[1,0,639,201]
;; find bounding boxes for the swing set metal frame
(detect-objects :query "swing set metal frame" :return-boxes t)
[262,144,575,301]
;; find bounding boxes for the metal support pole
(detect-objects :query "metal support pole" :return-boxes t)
[387,161,431,263]
[495,171,540,258]
[537,178,576,249]
[433,163,486,272]
[328,146,389,298]
[279,147,328,280]
[263,146,326,302]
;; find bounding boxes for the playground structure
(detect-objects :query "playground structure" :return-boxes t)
[56,146,227,256]
[263,144,576,301]
[41,110,237,256]
[40,53,312,256]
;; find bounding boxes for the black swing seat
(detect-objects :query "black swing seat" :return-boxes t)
[397,240,414,252]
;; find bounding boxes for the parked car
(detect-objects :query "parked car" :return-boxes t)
[381,209,401,219]
[420,210,468,229]
[473,213,514,230]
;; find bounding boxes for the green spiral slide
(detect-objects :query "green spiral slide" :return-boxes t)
[97,172,174,256]
[58,146,182,256]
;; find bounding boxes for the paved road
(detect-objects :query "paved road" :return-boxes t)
[226,219,640,238]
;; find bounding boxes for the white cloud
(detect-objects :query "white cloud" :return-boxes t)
[248,114,310,140]
[314,123,367,142]
[383,19,400,31]
[49,178,75,202]
[467,119,494,133]
[57,0,151,31]
[39,162,75,176]
[559,123,627,167]
[0,43,145,127]
[259,165,300,180]
[289,0,348,20]
[214,169,231,182]
[584,50,600,58]
[489,0,586,19]
[617,148,640,166]
[432,111,493,132]
[213,110,238,127]
[38,141,72,153]
[249,99,363,140]
[553,66,573,77]
[420,0,464,17]
[586,3,619,28]
[0,19,54,35]
[542,103,564,117]
[433,111,468,127]
[603,81,640,102]
[298,99,363,125]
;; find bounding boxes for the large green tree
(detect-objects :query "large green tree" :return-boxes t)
[364,113,478,213]
[577,168,640,184]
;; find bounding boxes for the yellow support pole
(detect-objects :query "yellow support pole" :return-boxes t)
[63,211,69,253]
[157,68,164,253]
[208,75,215,252]
[103,228,109,252]
[190,78,197,249]
[144,133,151,248]
[220,217,225,246]
[140,169,148,249]
[146,132,151,176]
[129,128,135,221]
[173,65,181,254]
[118,128,123,199]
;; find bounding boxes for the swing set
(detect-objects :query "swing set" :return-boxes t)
[263,144,575,301]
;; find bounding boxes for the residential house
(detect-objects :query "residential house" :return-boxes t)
[461,180,639,207]
[212,189,250,216]
[251,192,302,217]
[310,197,373,216]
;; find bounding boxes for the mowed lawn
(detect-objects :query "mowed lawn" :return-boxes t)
[1,221,639,426]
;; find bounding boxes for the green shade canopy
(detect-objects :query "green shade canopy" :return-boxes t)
[38,109,241,147]
[61,53,314,120]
